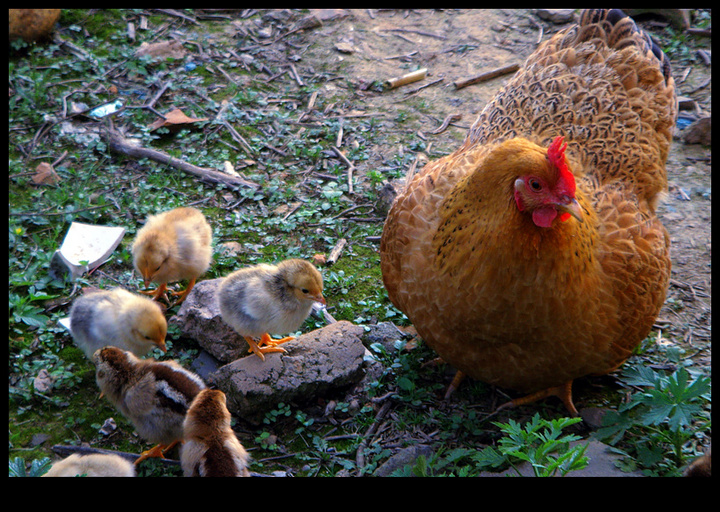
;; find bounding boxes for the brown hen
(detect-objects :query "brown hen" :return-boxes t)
[380,9,675,415]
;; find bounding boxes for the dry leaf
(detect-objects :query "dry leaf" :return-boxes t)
[32,162,61,185]
[149,108,209,131]
[135,40,186,59]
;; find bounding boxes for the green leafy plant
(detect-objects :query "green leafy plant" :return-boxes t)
[592,364,711,476]
[9,456,52,477]
[486,414,589,476]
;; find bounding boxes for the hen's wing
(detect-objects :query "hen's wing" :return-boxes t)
[465,9,677,212]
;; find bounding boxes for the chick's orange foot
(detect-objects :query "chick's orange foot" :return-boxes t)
[244,333,294,361]
[134,440,180,466]
[496,380,579,417]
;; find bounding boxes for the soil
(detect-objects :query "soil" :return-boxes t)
[289,8,712,365]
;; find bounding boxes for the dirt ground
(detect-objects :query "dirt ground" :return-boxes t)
[290,8,712,365]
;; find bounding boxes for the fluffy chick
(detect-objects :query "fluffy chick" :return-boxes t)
[181,389,251,477]
[93,346,206,465]
[70,287,167,358]
[43,453,135,477]
[218,258,325,361]
[132,206,212,304]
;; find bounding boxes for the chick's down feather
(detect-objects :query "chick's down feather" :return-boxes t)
[93,346,206,464]
[69,287,167,358]
[380,9,674,414]
[132,206,212,304]
[181,389,251,477]
[218,258,325,361]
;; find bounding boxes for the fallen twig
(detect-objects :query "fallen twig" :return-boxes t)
[453,63,520,90]
[429,113,462,135]
[355,399,394,475]
[327,238,348,265]
[385,68,428,90]
[103,128,258,191]
[331,145,355,194]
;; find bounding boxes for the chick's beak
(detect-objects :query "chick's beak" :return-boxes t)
[157,339,167,352]
[557,197,583,223]
[314,294,326,305]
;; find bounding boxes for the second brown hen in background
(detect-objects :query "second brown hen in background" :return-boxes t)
[380,9,675,415]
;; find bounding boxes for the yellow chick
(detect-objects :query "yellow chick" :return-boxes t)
[181,389,251,477]
[131,207,212,304]
[93,346,206,465]
[42,453,135,477]
[69,287,167,358]
[218,258,325,361]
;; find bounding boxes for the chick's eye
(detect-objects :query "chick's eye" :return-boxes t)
[301,288,309,294]
[529,179,542,191]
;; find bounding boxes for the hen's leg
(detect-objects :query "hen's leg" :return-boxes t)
[444,371,466,400]
[496,380,578,417]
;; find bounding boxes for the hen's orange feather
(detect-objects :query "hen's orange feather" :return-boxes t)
[380,9,674,410]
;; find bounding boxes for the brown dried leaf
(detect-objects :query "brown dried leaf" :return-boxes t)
[32,162,61,185]
[135,40,186,59]
[149,108,209,131]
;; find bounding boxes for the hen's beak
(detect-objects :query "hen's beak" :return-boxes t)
[558,197,583,223]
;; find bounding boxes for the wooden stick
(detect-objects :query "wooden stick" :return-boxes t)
[103,128,258,191]
[453,63,519,90]
[386,68,427,89]
[327,238,347,265]
[331,145,355,194]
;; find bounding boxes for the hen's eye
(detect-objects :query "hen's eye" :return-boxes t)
[529,179,542,191]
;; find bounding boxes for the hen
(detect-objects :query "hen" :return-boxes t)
[380,9,675,415]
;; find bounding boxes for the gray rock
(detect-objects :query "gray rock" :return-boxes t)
[208,320,366,424]
[374,444,435,477]
[535,9,575,25]
[169,277,249,363]
[683,116,711,146]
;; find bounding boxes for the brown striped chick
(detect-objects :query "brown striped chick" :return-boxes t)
[132,206,212,304]
[43,453,135,477]
[93,346,206,465]
[218,258,325,361]
[181,389,251,477]
[69,287,167,358]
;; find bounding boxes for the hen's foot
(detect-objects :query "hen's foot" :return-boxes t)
[496,380,578,416]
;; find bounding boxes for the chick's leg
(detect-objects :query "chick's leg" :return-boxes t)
[168,278,196,305]
[496,380,579,417]
[244,335,287,361]
[139,282,168,302]
[134,440,180,466]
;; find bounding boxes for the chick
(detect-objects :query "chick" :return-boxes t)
[43,453,135,477]
[181,389,251,477]
[218,258,325,361]
[93,346,206,465]
[132,206,212,304]
[70,287,167,358]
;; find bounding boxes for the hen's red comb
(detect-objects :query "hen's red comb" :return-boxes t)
[547,136,575,195]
